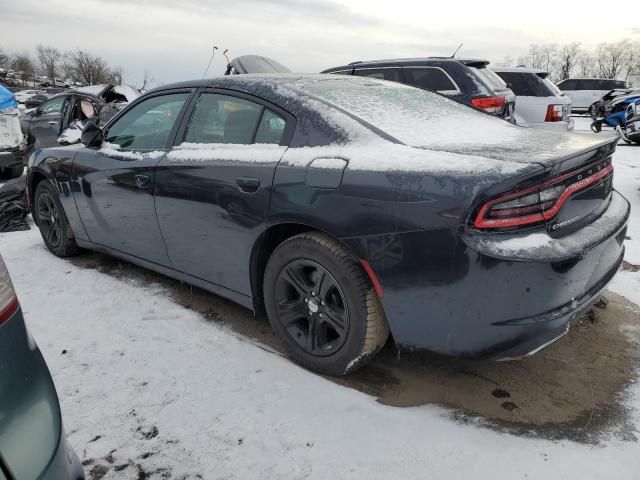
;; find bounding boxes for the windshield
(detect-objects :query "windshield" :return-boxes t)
[470,66,509,91]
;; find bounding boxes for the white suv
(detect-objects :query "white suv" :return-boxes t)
[556,78,627,112]
[493,67,573,131]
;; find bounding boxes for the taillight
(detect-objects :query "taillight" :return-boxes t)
[474,158,614,230]
[471,96,506,115]
[545,104,563,122]
[0,255,18,326]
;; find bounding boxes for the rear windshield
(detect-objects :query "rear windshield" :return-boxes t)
[469,66,509,92]
[288,76,504,146]
[495,71,557,97]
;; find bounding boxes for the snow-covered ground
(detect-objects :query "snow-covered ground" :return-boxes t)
[1,116,639,479]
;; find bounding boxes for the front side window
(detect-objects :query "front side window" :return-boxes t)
[183,93,286,145]
[40,96,65,114]
[105,93,189,150]
[355,68,402,82]
[404,67,457,92]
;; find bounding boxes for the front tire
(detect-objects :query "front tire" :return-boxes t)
[264,232,389,375]
[34,181,80,257]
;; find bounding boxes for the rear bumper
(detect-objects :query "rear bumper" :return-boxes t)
[38,429,85,480]
[353,191,630,359]
[518,120,574,131]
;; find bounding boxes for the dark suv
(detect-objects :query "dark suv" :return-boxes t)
[322,58,516,121]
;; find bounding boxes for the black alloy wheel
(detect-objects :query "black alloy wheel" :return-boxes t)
[263,232,389,375]
[34,181,80,257]
[36,190,63,249]
[274,259,349,356]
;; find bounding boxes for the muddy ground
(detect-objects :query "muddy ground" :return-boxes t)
[70,253,640,444]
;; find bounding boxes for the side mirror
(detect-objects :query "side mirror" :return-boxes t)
[81,120,103,148]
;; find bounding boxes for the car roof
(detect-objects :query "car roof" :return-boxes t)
[323,57,490,71]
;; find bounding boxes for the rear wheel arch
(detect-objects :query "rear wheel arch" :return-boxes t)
[249,223,363,312]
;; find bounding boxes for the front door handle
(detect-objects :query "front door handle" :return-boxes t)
[135,175,150,189]
[48,121,58,125]
[236,177,260,193]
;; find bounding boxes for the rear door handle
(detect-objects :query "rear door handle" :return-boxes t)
[135,175,150,189]
[236,177,260,193]
[48,121,58,125]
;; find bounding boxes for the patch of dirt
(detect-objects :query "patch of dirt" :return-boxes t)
[69,252,640,442]
[622,260,640,272]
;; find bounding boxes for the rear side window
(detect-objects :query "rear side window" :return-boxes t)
[495,72,556,97]
[184,93,286,145]
[355,68,402,82]
[403,67,457,92]
[469,66,508,91]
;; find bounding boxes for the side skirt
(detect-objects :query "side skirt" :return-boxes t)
[75,239,255,311]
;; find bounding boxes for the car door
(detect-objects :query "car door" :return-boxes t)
[72,91,192,266]
[154,90,294,295]
[28,95,70,148]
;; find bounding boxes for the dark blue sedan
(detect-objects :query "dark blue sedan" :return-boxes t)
[27,74,629,375]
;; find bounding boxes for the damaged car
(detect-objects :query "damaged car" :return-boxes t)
[20,84,140,158]
[0,84,26,179]
[27,75,629,375]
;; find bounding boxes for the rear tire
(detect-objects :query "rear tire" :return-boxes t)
[264,232,389,375]
[34,181,80,257]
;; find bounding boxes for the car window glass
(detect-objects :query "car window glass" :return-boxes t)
[469,66,508,91]
[404,67,456,92]
[355,68,402,82]
[105,93,189,150]
[254,108,286,144]
[183,93,265,145]
[40,96,65,114]
[496,72,556,97]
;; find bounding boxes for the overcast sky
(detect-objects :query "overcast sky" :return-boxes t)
[1,0,638,87]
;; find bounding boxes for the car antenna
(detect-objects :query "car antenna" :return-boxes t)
[450,43,463,58]
[202,45,219,78]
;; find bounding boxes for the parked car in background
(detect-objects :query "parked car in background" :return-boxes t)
[493,67,573,130]
[556,78,628,112]
[14,89,40,104]
[322,58,516,121]
[24,93,50,109]
[0,254,85,479]
[20,84,140,157]
[28,74,628,375]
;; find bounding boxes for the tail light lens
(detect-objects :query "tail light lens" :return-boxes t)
[0,255,18,326]
[545,104,564,122]
[474,158,614,230]
[471,96,506,115]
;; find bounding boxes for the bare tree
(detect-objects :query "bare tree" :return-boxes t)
[36,44,62,81]
[555,42,580,81]
[595,39,632,79]
[0,46,8,68]
[63,50,112,85]
[139,69,154,90]
[109,65,124,85]
[540,43,558,74]
[576,52,596,77]
[10,53,36,79]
